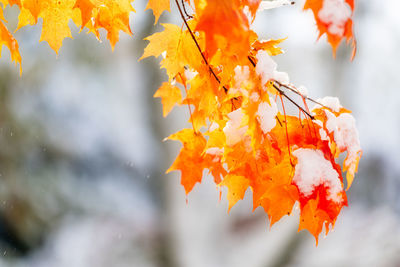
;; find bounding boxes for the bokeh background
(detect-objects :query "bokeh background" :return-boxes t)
[0,0,399,266]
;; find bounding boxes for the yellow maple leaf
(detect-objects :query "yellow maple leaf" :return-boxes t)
[93,0,134,50]
[145,0,170,25]
[16,0,135,52]
[16,7,36,31]
[220,174,250,212]
[141,23,203,80]
[39,0,76,53]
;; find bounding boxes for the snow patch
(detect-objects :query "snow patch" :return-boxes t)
[234,65,250,87]
[255,50,289,86]
[184,68,198,80]
[318,0,352,36]
[314,120,329,141]
[230,66,251,97]
[256,98,278,134]
[324,111,361,172]
[223,108,248,146]
[205,147,224,156]
[316,96,342,112]
[293,148,343,203]
[209,122,219,132]
[298,85,308,97]
[258,0,293,11]
[250,92,260,102]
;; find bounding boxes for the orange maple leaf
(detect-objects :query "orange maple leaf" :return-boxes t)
[0,20,21,72]
[154,82,182,117]
[298,198,331,245]
[166,129,208,194]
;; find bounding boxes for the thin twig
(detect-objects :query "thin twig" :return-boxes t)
[272,84,315,120]
[279,94,294,166]
[181,0,193,19]
[273,80,329,109]
[179,73,197,133]
[248,55,316,119]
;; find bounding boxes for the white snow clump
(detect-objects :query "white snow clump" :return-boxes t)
[318,0,352,36]
[255,50,289,86]
[293,148,343,203]
[256,98,278,134]
[223,108,248,146]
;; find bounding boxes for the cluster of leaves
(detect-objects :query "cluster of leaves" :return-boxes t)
[144,0,361,243]
[0,0,361,243]
[0,0,134,71]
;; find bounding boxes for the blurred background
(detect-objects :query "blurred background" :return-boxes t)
[0,0,399,266]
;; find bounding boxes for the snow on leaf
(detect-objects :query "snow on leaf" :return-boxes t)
[255,50,289,85]
[256,99,278,134]
[292,148,344,203]
[304,0,356,58]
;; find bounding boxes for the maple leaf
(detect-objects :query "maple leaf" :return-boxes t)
[141,23,204,80]
[298,198,331,244]
[74,0,96,29]
[220,174,250,212]
[93,0,134,50]
[260,184,299,226]
[166,129,207,194]
[195,0,251,59]
[154,82,182,117]
[39,0,76,53]
[251,38,286,57]
[0,20,21,72]
[145,0,170,24]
